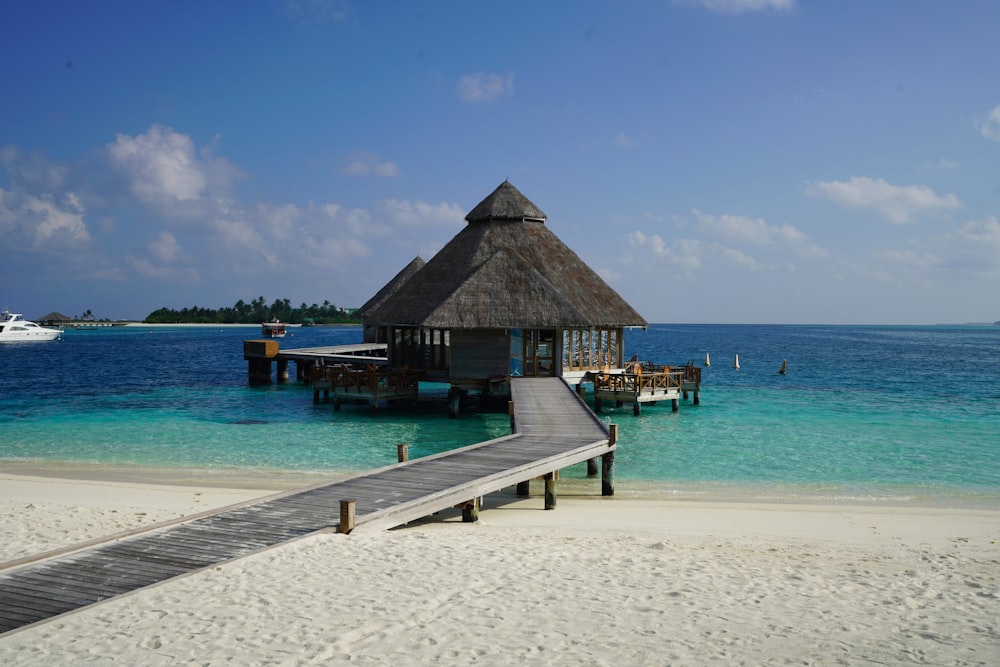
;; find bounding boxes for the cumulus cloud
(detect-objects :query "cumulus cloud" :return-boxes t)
[806,176,961,223]
[342,152,400,177]
[0,188,91,247]
[978,104,1000,142]
[107,125,243,205]
[676,0,794,14]
[148,231,181,263]
[377,199,466,228]
[692,209,826,257]
[457,71,515,103]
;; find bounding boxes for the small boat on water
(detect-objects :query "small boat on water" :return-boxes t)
[733,353,740,370]
[0,309,62,342]
[261,318,286,338]
[704,352,711,367]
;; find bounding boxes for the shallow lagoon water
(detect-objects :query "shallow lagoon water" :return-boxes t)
[2,323,998,506]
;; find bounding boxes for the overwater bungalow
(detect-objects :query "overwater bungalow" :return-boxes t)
[357,180,650,407]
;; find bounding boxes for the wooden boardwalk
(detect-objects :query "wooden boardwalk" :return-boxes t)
[0,377,612,635]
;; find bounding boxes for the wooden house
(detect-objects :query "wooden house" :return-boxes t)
[360,181,648,396]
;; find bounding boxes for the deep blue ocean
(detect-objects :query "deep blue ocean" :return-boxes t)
[1,324,998,506]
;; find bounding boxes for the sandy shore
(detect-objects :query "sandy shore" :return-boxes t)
[1,472,998,665]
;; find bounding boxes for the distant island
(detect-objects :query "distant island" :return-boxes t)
[144,297,359,325]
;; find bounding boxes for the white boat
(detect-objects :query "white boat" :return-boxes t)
[733,353,740,370]
[261,318,286,338]
[0,309,62,342]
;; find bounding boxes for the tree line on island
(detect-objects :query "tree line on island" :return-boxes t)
[144,297,358,325]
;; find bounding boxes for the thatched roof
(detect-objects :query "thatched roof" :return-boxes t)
[38,311,71,322]
[369,181,647,329]
[356,256,425,319]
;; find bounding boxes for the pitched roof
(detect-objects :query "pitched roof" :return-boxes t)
[370,182,647,329]
[356,256,425,319]
[465,180,546,223]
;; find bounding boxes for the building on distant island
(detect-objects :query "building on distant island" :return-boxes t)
[357,180,648,397]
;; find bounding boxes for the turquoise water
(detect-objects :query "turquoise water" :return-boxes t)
[1,324,998,505]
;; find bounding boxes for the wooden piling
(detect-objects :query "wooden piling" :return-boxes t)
[339,499,356,534]
[397,443,409,463]
[448,387,461,419]
[602,424,617,496]
[587,457,599,477]
[516,480,530,496]
[672,398,679,412]
[508,400,516,432]
[461,497,480,522]
[544,471,557,510]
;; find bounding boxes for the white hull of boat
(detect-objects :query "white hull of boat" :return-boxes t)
[0,310,62,342]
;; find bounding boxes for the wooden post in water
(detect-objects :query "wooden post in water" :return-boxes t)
[508,400,516,433]
[448,387,461,419]
[277,359,289,383]
[693,390,700,405]
[339,499,356,534]
[397,443,409,463]
[587,458,599,477]
[633,402,641,416]
[672,398,679,412]
[516,480,530,496]
[602,424,617,496]
[544,471,558,510]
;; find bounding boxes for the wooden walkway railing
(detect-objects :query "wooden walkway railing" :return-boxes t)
[0,377,613,635]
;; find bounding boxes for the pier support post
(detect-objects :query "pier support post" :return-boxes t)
[447,388,461,419]
[461,497,480,522]
[672,398,679,412]
[576,383,586,400]
[397,443,409,463]
[602,424,618,497]
[339,499,356,534]
[633,402,641,416]
[594,397,602,412]
[277,359,289,383]
[693,391,700,406]
[516,481,530,497]
[508,401,516,433]
[587,457,599,477]
[544,471,558,510]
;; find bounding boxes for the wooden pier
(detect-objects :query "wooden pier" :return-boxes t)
[243,340,387,384]
[591,361,701,416]
[0,377,614,635]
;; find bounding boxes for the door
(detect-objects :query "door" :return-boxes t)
[523,329,555,377]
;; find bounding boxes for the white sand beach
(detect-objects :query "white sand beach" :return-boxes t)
[1,471,998,666]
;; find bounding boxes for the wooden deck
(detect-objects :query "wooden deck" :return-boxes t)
[0,377,612,635]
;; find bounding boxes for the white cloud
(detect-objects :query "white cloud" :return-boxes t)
[676,0,794,14]
[19,192,90,246]
[127,256,199,283]
[457,71,515,103]
[148,231,181,263]
[920,157,959,171]
[978,104,1000,142]
[806,176,961,223]
[108,125,206,202]
[107,125,243,205]
[342,152,400,177]
[377,199,466,228]
[692,209,826,257]
[616,132,635,148]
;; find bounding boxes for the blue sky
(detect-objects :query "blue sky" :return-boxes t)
[2,0,998,324]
